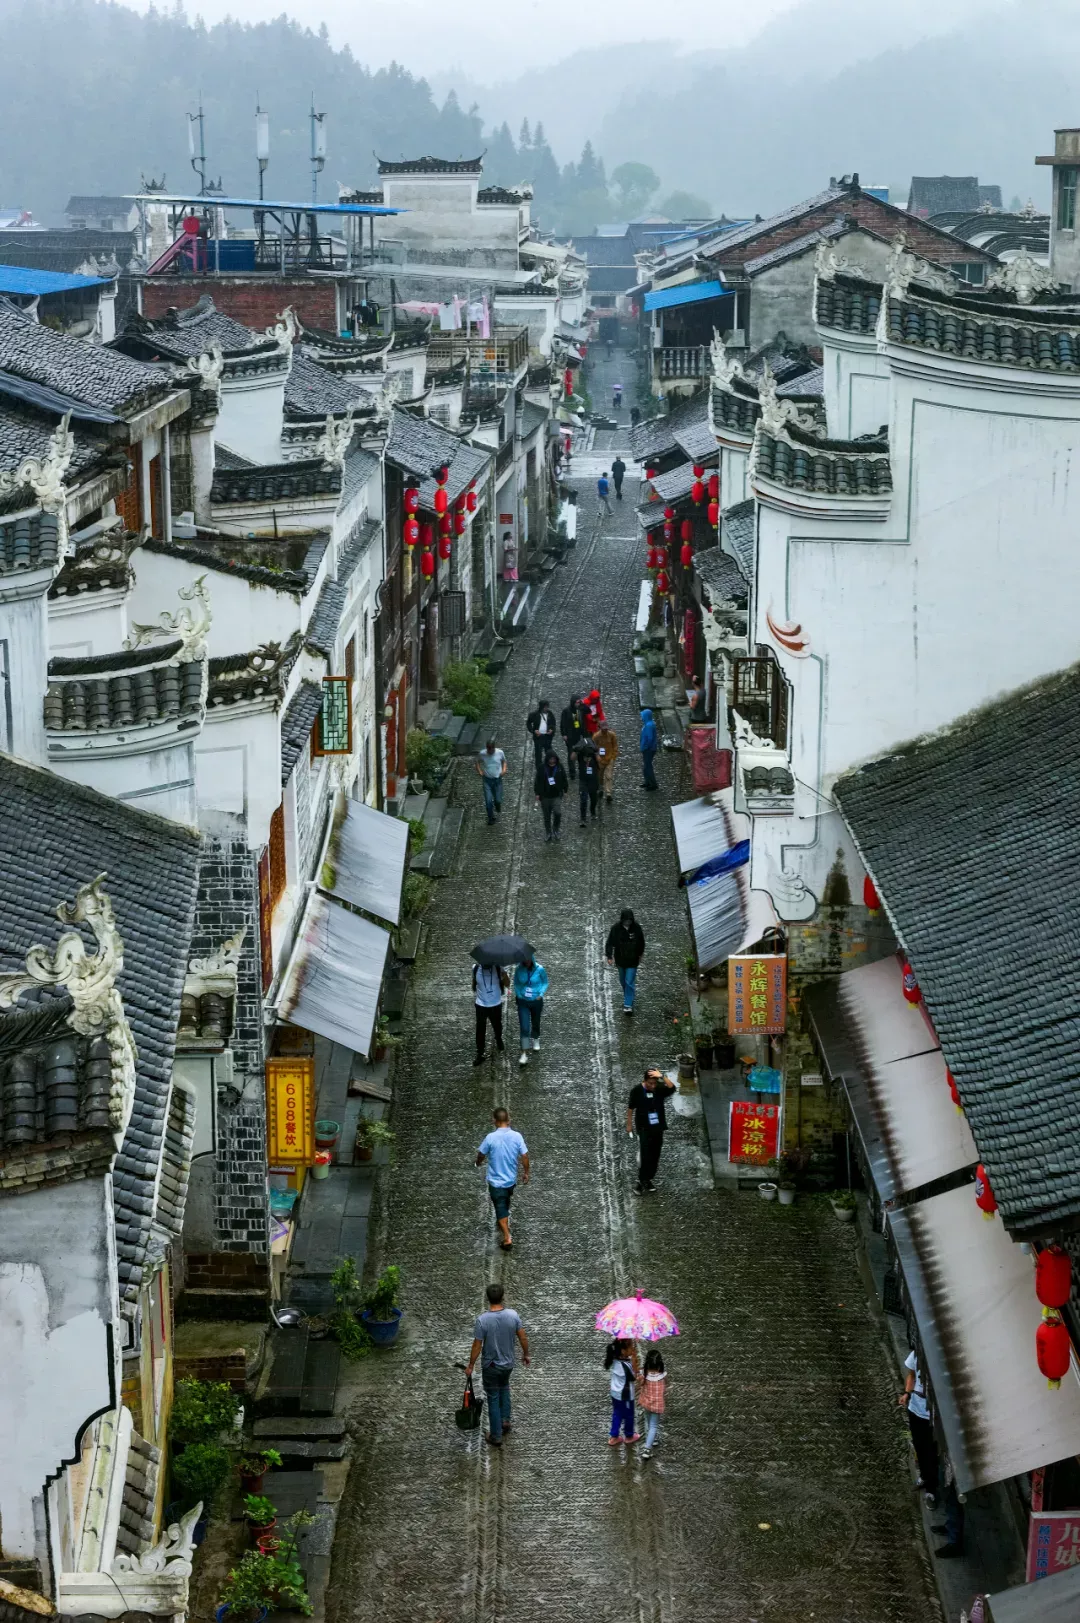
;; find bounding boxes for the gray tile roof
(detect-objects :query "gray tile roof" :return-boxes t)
[116,1431,162,1556]
[689,187,846,266]
[0,755,199,1296]
[66,195,133,216]
[672,408,718,464]
[721,499,756,580]
[886,289,1080,373]
[629,389,711,464]
[211,458,343,507]
[128,295,268,360]
[0,301,167,413]
[710,381,760,438]
[44,643,204,732]
[285,352,378,419]
[305,520,380,659]
[386,408,490,507]
[693,544,748,602]
[833,663,1080,1235]
[213,444,255,471]
[154,1081,195,1239]
[377,155,483,174]
[641,464,697,507]
[907,176,982,217]
[0,994,114,1149]
[519,399,550,437]
[0,399,115,506]
[50,527,134,598]
[754,424,892,497]
[143,531,325,592]
[743,218,851,277]
[0,510,60,574]
[777,364,824,399]
[281,680,323,784]
[816,274,882,335]
[341,445,380,506]
[0,230,136,276]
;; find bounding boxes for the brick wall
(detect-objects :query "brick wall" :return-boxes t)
[141,277,338,331]
[192,835,270,1259]
[173,1348,247,1392]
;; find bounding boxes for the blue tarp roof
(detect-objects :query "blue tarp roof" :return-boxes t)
[644,279,734,313]
[0,267,110,296]
[135,193,401,217]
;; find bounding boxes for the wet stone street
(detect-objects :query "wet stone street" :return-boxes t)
[327,391,941,1623]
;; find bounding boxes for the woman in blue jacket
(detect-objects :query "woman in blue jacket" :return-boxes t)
[513,954,549,1066]
[639,708,659,791]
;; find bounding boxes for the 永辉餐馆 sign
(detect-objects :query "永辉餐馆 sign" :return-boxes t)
[728,954,787,1035]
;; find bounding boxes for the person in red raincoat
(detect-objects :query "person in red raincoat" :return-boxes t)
[583,689,606,736]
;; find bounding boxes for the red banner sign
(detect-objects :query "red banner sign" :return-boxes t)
[686,724,732,792]
[728,1100,781,1164]
[1027,1511,1080,1582]
[728,954,787,1035]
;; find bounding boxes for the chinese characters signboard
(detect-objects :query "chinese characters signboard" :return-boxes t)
[728,1100,781,1164]
[314,676,351,755]
[728,954,787,1035]
[1027,1511,1080,1581]
[265,1057,315,1164]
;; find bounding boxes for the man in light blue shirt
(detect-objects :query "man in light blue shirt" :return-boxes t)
[476,1107,530,1251]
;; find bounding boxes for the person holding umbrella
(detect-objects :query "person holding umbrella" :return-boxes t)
[513,951,548,1066]
[626,1065,677,1193]
[595,1288,679,1448]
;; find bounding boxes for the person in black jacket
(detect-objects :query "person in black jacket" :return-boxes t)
[605,909,646,1014]
[560,694,584,779]
[575,736,601,825]
[526,699,558,769]
[534,749,568,841]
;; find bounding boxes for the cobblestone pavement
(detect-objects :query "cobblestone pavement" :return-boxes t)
[327,369,940,1623]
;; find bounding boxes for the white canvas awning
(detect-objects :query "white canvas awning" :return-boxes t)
[670,796,747,970]
[635,578,651,632]
[320,797,409,926]
[278,893,390,1057]
[987,1564,1080,1622]
[838,956,979,1196]
[890,1183,1080,1492]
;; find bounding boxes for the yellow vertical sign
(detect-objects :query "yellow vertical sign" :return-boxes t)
[265,1057,315,1164]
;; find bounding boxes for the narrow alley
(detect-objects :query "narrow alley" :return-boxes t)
[326,358,940,1623]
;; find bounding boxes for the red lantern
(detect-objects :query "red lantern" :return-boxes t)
[863,876,881,913]
[404,516,419,547]
[438,513,451,537]
[420,548,436,578]
[467,489,477,512]
[680,543,693,567]
[663,522,673,542]
[420,522,433,548]
[1037,1313,1072,1388]
[1037,1245,1073,1310]
[454,511,466,536]
[564,367,573,397]
[454,492,466,513]
[708,473,719,501]
[438,535,452,560]
[646,466,657,480]
[901,960,920,1004]
[404,486,420,515]
[946,1067,961,1109]
[436,464,449,485]
[974,1163,998,1219]
[680,519,693,542]
[654,546,668,569]
[707,500,719,527]
[664,506,674,520]
[656,569,670,593]
[691,479,705,505]
[434,486,448,516]
[692,464,705,478]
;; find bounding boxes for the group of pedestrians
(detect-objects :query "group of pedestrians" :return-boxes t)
[465,1081,675,1452]
[596,457,626,516]
[473,952,548,1067]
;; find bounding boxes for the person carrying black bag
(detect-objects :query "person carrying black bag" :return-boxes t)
[560,694,584,779]
[534,749,568,842]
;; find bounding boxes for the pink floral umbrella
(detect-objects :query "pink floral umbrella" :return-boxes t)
[595,1288,679,1342]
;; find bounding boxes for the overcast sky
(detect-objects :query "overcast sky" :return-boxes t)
[176,0,799,76]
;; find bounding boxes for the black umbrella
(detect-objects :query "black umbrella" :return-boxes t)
[471,934,534,966]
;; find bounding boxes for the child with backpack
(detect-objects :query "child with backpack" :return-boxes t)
[604,1338,640,1445]
[639,1347,667,1457]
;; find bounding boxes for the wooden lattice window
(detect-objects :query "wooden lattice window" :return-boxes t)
[115,446,141,532]
[732,656,789,750]
[312,676,352,756]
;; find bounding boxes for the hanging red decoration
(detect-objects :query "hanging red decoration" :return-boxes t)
[1036,1246,1073,1311]
[454,492,467,513]
[438,513,451,537]
[564,367,573,397]
[434,487,448,515]
[664,506,675,520]
[901,960,921,1004]
[863,876,881,913]
[404,516,420,548]
[692,464,705,479]
[646,547,658,570]
[1036,1313,1072,1388]
[656,570,670,593]
[436,464,449,485]
[653,546,668,569]
[691,480,705,505]
[420,522,434,548]
[680,518,693,543]
[420,548,436,578]
[663,522,674,542]
[974,1163,998,1219]
[646,467,657,481]
[438,535,452,560]
[707,500,720,527]
[454,511,466,536]
[467,489,478,512]
[708,472,719,501]
[946,1068,961,1109]
[680,542,693,567]
[404,486,420,515]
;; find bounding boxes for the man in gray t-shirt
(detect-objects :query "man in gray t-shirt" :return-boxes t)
[475,739,507,825]
[465,1282,530,1446]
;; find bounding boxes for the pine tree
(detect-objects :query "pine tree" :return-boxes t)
[519,118,531,149]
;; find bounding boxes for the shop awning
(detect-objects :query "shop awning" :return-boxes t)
[671,796,747,970]
[889,1183,1080,1492]
[644,279,734,313]
[278,893,390,1057]
[987,1564,1080,1622]
[320,798,409,926]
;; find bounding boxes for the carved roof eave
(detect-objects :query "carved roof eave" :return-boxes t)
[880,332,1080,398]
[184,927,245,999]
[713,423,756,451]
[750,469,893,523]
[46,699,206,756]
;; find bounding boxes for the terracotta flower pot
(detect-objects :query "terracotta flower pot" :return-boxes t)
[239,1471,265,1495]
[247,1517,276,1546]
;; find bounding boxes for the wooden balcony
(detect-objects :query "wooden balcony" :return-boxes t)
[426,326,529,379]
[657,345,711,380]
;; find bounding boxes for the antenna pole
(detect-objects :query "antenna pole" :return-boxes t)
[188,99,208,196]
[310,97,326,206]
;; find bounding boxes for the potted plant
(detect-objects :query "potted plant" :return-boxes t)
[171,1441,229,1537]
[693,1017,714,1070]
[757,1159,778,1201]
[831,1189,857,1223]
[372,1017,403,1064]
[712,1030,736,1069]
[778,1179,797,1207]
[217,1545,311,1622]
[238,1448,282,1496]
[354,1118,395,1163]
[170,1378,241,1446]
[328,1256,374,1361]
[361,1264,404,1346]
[243,1494,277,1544]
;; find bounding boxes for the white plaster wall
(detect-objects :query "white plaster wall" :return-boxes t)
[196,705,280,849]
[0,1180,114,1563]
[719,445,750,508]
[129,548,303,658]
[51,738,198,827]
[0,585,50,762]
[48,590,130,660]
[216,373,286,465]
[823,342,892,439]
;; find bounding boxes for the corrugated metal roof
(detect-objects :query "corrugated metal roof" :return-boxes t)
[644,279,732,313]
[321,799,409,926]
[279,892,390,1057]
[0,266,110,295]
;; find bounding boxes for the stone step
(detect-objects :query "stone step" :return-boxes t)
[254,1416,347,1440]
[408,848,433,873]
[381,977,408,1019]
[300,1339,341,1416]
[422,795,448,834]
[178,1285,269,1322]
[486,642,514,671]
[428,807,464,878]
[401,790,429,822]
[262,1438,349,1464]
[257,1325,310,1415]
[454,720,480,755]
[638,677,655,709]
[393,918,423,961]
